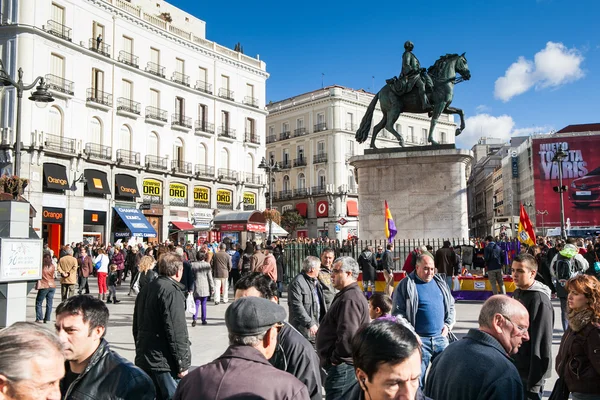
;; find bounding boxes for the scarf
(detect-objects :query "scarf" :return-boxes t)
[567,308,594,332]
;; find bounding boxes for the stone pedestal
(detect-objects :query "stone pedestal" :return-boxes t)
[350,146,473,240]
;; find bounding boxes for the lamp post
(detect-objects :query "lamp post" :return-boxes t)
[0,61,54,177]
[258,157,280,243]
[552,145,568,241]
[536,209,548,237]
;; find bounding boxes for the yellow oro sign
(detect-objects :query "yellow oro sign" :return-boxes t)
[194,186,210,202]
[216,189,232,205]
[143,179,162,196]
[169,183,187,199]
[243,192,256,205]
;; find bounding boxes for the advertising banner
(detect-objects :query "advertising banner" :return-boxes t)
[316,200,329,217]
[194,186,210,208]
[532,135,600,228]
[243,192,256,210]
[143,179,162,204]
[169,182,187,206]
[217,189,233,209]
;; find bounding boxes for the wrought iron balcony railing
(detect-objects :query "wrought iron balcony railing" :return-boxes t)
[172,160,192,174]
[118,50,139,68]
[243,96,258,108]
[279,160,291,170]
[280,131,291,141]
[293,157,307,167]
[195,80,212,95]
[311,185,327,195]
[44,133,76,154]
[245,173,262,185]
[146,62,165,78]
[293,127,307,137]
[218,126,236,139]
[195,164,214,178]
[195,121,215,135]
[218,88,234,101]
[145,106,168,122]
[294,188,309,197]
[314,123,327,133]
[218,168,238,181]
[89,38,110,57]
[145,155,168,170]
[267,191,278,201]
[46,20,72,41]
[45,74,74,95]
[171,114,192,129]
[116,149,140,166]
[86,88,113,107]
[117,98,141,115]
[244,132,260,145]
[266,134,277,144]
[172,71,190,87]
[84,143,112,160]
[279,190,293,199]
[313,153,328,164]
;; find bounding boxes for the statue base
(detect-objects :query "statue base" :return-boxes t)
[349,147,473,240]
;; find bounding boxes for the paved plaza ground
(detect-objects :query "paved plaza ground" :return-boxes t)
[26,279,562,398]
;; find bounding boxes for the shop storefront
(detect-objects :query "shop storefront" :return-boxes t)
[83,169,111,244]
[112,174,140,242]
[112,207,157,240]
[41,163,70,254]
[213,211,267,245]
[191,209,213,245]
[42,206,64,256]
[83,210,106,244]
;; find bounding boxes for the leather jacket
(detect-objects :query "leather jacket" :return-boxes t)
[61,339,155,399]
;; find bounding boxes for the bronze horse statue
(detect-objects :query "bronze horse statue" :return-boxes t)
[356,53,471,148]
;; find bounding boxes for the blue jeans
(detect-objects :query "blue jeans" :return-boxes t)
[559,297,569,331]
[35,288,55,322]
[324,363,356,400]
[144,369,179,400]
[419,334,449,387]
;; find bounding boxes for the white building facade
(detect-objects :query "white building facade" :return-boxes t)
[0,0,268,251]
[266,85,457,240]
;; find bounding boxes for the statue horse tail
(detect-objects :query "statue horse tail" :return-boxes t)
[355,92,379,144]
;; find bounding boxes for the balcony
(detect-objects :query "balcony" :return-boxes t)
[243,96,258,108]
[172,160,192,174]
[145,106,168,124]
[88,38,110,58]
[172,71,190,87]
[118,51,139,68]
[218,168,238,181]
[86,88,113,108]
[195,80,213,95]
[146,62,165,78]
[218,126,236,140]
[218,88,235,101]
[84,143,112,161]
[313,153,328,164]
[145,155,168,170]
[294,188,309,197]
[44,133,76,155]
[280,131,291,141]
[279,190,293,200]
[267,191,278,201]
[279,160,291,170]
[293,127,307,137]
[116,149,140,166]
[293,157,307,167]
[345,122,358,131]
[195,121,214,135]
[46,20,72,41]
[314,123,327,133]
[117,98,141,115]
[311,186,327,195]
[45,74,74,96]
[244,131,260,145]
[245,173,262,185]
[266,134,277,144]
[171,114,192,130]
[195,164,214,178]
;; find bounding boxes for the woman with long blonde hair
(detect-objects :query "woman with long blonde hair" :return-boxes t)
[136,255,158,292]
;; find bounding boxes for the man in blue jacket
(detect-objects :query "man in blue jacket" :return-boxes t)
[484,235,506,294]
[392,252,455,386]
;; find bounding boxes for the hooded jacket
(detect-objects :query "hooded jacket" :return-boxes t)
[512,280,554,393]
[550,244,589,298]
[358,250,377,282]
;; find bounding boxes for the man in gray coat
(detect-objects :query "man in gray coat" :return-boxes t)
[211,243,231,305]
[288,256,324,344]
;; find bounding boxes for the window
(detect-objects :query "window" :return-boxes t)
[283,175,290,192]
[122,79,133,99]
[282,122,290,133]
[395,123,402,135]
[51,3,65,24]
[92,21,105,43]
[283,149,289,163]
[347,112,354,128]
[246,83,254,98]
[123,36,133,54]
[318,170,326,188]
[348,169,355,190]
[298,173,306,189]
[198,67,207,82]
[150,89,160,108]
[408,126,414,143]
[268,126,274,136]
[48,106,63,136]
[198,104,207,124]
[422,128,428,144]
[89,117,102,144]
[173,138,184,161]
[198,144,207,165]
[175,58,184,74]
[245,118,255,135]
[440,131,447,144]
[221,110,229,130]
[268,151,274,161]
[120,125,131,151]
[50,53,65,78]
[317,140,325,155]
[91,68,104,92]
[317,113,325,125]
[147,132,158,156]
[246,154,254,173]
[175,97,185,119]
[221,75,229,90]
[150,47,160,65]
[296,118,304,129]
[297,145,304,159]
[220,148,229,169]
[347,140,354,155]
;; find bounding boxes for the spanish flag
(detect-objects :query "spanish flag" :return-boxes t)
[518,204,536,246]
[384,200,397,243]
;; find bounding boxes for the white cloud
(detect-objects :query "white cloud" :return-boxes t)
[494,42,584,102]
[475,104,491,113]
[456,113,551,148]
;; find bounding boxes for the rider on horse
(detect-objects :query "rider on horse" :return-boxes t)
[389,41,433,111]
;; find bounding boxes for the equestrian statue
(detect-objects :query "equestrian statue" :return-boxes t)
[356,41,471,148]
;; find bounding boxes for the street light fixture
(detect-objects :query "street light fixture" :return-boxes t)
[536,209,548,237]
[258,156,280,243]
[552,145,568,240]
[0,60,54,178]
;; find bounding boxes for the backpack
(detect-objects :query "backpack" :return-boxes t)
[555,256,579,287]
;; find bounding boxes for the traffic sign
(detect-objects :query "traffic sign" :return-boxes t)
[335,225,341,233]
[337,217,348,225]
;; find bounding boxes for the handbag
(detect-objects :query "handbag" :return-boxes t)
[131,273,141,295]
[94,255,103,271]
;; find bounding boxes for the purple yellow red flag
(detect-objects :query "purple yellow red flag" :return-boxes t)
[518,203,536,246]
[384,201,397,243]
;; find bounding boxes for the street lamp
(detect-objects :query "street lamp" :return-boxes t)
[536,210,548,237]
[552,145,568,240]
[0,60,54,178]
[258,156,280,243]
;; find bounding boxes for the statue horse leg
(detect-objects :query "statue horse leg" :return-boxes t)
[384,103,404,147]
[427,100,447,145]
[443,106,466,136]
[370,115,387,149]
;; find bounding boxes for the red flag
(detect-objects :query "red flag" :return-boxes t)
[518,204,536,246]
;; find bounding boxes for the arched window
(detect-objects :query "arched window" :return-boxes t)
[220,148,229,170]
[317,170,326,189]
[147,132,159,156]
[283,175,290,192]
[198,143,207,165]
[89,117,103,144]
[297,173,306,190]
[348,169,355,191]
[246,153,254,173]
[48,106,63,136]
[120,125,131,151]
[173,137,184,162]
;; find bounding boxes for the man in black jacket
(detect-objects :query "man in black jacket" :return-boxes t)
[511,253,554,399]
[56,295,155,399]
[133,252,191,400]
[358,245,377,297]
[235,272,323,400]
[288,256,323,345]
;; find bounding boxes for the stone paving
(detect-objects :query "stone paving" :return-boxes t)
[26,278,562,397]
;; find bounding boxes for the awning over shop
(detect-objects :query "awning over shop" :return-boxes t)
[296,203,308,217]
[347,200,359,217]
[213,211,266,232]
[43,163,70,190]
[115,174,140,198]
[113,207,156,237]
[170,221,195,231]
[268,221,289,237]
[84,169,111,195]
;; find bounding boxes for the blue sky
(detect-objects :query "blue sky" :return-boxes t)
[170,0,600,148]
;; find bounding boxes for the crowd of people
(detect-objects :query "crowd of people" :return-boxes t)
[0,233,599,400]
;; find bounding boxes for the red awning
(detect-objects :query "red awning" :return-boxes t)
[171,221,195,231]
[347,200,359,217]
[296,203,308,217]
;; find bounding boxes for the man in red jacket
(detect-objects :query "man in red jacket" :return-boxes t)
[77,247,94,295]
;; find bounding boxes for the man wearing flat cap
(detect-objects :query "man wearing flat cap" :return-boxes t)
[392,251,455,387]
[173,296,310,400]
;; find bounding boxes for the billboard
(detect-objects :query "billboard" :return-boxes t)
[532,135,600,228]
